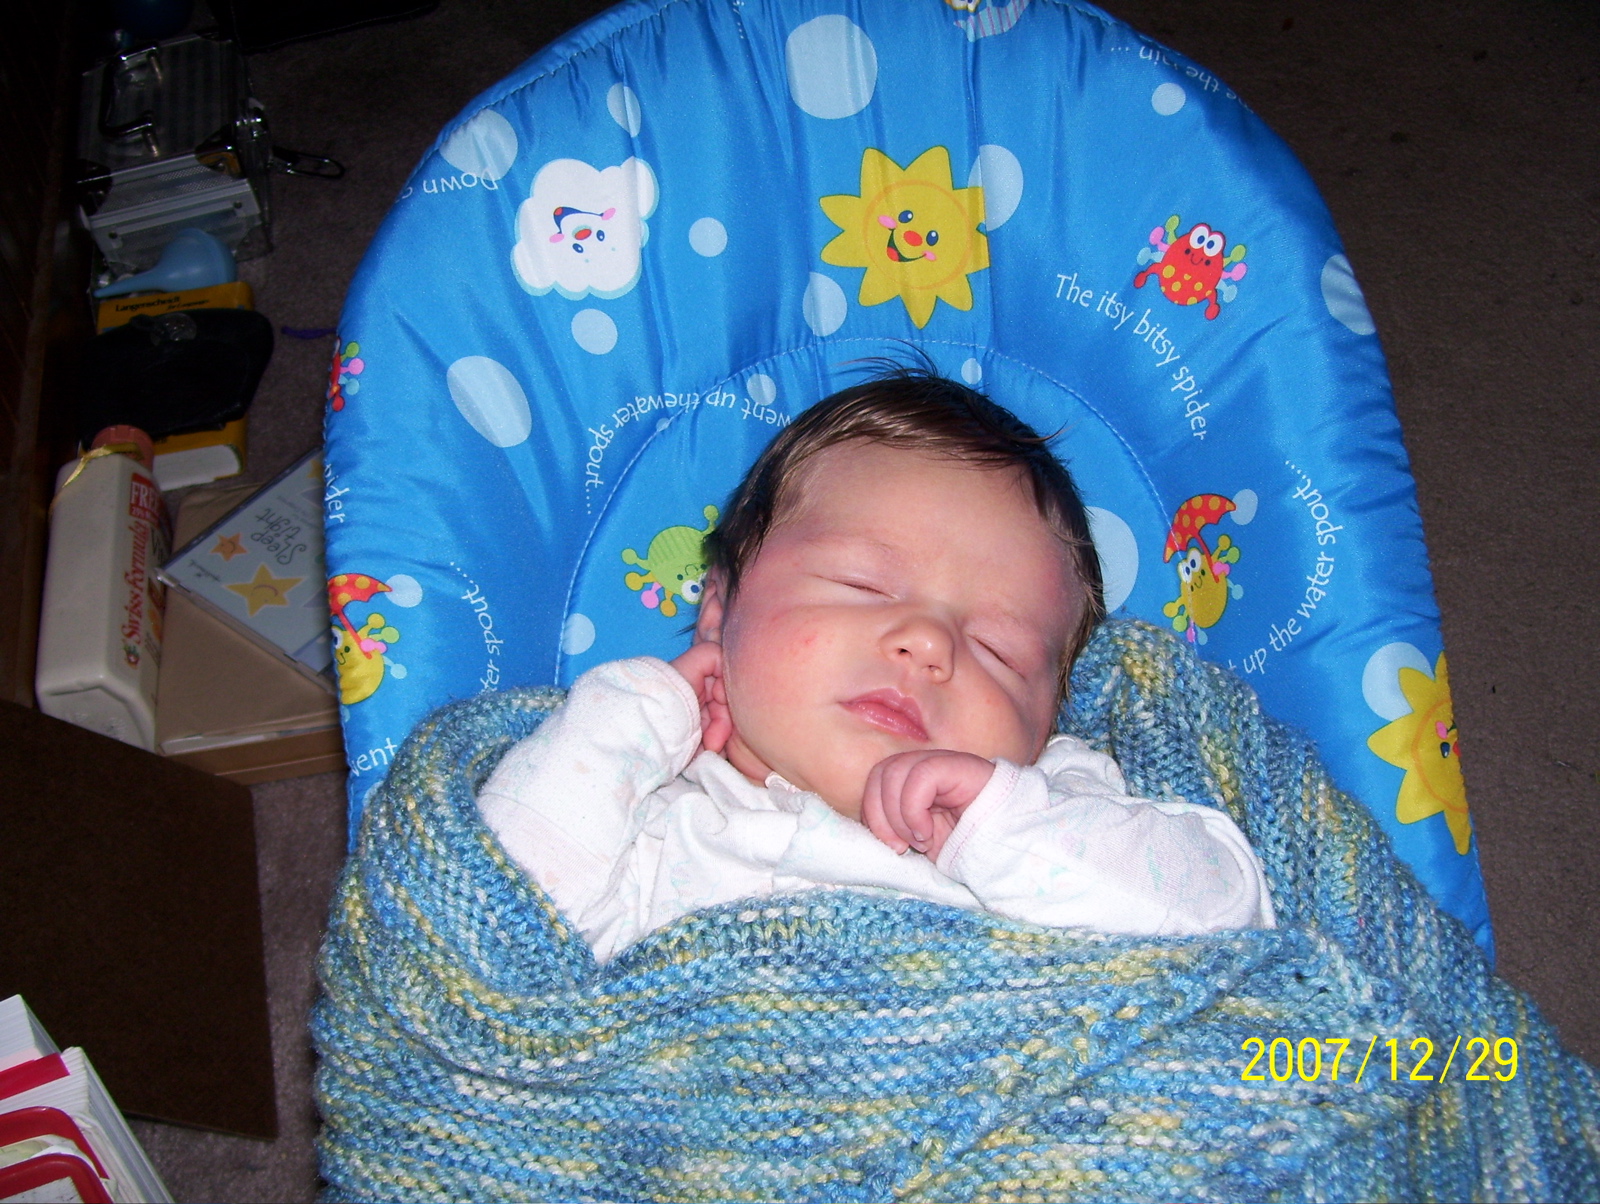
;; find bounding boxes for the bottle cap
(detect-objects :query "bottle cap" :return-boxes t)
[90,425,154,470]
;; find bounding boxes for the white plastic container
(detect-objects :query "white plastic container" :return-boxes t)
[35,429,169,749]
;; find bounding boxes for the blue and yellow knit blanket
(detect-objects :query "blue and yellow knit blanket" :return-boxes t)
[314,620,1600,1202]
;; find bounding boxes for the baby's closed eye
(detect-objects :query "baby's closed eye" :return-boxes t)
[971,636,1020,673]
[828,576,890,597]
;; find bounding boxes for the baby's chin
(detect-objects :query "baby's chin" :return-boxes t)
[810,779,867,823]
[782,749,902,824]
[722,733,871,820]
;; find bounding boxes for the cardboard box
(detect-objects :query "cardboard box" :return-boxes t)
[154,482,342,785]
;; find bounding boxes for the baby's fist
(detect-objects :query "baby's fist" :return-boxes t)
[861,750,995,860]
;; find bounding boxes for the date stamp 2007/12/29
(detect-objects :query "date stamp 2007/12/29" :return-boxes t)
[1240,1036,1519,1084]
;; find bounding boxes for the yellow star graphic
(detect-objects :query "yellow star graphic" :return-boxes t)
[820,146,989,329]
[1367,653,1472,854]
[212,532,246,561]
[226,563,305,616]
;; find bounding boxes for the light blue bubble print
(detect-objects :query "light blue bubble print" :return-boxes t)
[1152,82,1186,116]
[689,217,728,257]
[607,83,642,136]
[385,574,423,607]
[802,272,847,336]
[786,16,877,119]
[1363,642,1434,720]
[747,374,778,406]
[960,357,982,384]
[572,308,618,355]
[1230,488,1259,525]
[562,613,596,655]
[966,145,1023,230]
[1086,507,1139,612]
[446,356,532,447]
[440,110,518,181]
[1322,253,1377,335]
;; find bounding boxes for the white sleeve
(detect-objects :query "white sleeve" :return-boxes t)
[935,737,1275,936]
[476,657,702,927]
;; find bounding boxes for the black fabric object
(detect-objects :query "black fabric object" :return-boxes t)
[77,309,274,445]
[208,0,439,54]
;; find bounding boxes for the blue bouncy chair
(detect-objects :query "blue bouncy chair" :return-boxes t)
[323,0,1486,943]
[310,5,1600,1199]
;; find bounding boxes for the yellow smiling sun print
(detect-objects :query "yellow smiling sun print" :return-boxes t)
[1367,652,1472,854]
[820,146,989,329]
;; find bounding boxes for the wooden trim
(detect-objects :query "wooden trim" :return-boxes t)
[0,4,85,707]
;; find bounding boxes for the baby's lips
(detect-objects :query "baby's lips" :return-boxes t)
[842,689,929,741]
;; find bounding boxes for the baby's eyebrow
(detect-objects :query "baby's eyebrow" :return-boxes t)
[981,606,1033,634]
[971,601,1064,662]
[800,532,904,563]
[975,610,1044,654]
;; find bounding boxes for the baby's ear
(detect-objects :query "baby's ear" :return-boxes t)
[692,568,728,644]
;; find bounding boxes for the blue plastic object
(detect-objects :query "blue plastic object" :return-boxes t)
[94,227,236,298]
[322,0,1492,953]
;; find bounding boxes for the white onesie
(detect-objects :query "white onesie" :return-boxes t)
[478,657,1275,964]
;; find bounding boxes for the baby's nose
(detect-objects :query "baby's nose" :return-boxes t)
[885,616,953,680]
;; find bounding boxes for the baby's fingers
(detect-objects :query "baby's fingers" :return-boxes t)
[702,696,734,753]
[876,754,935,852]
[895,765,942,852]
[861,761,909,854]
[669,640,720,698]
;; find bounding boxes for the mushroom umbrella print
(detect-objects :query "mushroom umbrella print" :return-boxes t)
[1161,493,1243,644]
[328,573,398,705]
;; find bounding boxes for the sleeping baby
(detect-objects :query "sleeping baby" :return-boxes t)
[478,366,1274,962]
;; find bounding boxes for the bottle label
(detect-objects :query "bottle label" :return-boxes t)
[120,472,169,666]
[128,472,161,525]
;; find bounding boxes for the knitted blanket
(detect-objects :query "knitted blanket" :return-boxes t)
[313,620,1600,1202]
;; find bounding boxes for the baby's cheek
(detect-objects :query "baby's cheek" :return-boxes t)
[723,615,820,733]
[736,613,829,676]
[973,678,1050,764]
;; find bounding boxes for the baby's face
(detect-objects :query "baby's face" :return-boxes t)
[700,441,1085,820]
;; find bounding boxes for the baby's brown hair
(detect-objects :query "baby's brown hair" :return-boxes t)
[704,362,1106,684]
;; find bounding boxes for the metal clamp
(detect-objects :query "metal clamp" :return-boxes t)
[269,146,345,180]
[98,46,162,150]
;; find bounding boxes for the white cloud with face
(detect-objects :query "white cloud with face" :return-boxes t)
[512,157,658,300]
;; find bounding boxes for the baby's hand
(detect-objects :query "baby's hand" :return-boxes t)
[861,750,995,860]
[669,640,733,754]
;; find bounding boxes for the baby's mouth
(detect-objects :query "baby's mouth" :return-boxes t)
[842,690,929,741]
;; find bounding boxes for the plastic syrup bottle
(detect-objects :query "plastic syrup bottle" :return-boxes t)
[35,426,170,749]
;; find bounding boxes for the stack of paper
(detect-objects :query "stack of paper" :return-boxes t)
[0,996,170,1203]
